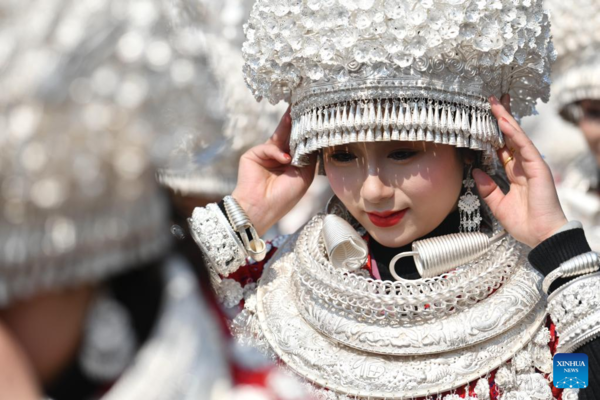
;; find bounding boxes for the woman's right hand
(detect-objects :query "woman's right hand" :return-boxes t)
[232,108,317,236]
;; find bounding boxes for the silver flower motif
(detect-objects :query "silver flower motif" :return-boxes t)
[513,351,533,372]
[562,389,580,400]
[500,391,532,400]
[533,327,551,345]
[243,0,553,124]
[474,378,491,400]
[495,366,517,390]
[216,278,244,309]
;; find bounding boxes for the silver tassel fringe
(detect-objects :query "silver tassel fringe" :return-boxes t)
[291,98,500,168]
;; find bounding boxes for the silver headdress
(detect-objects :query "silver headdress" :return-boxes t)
[547,0,600,121]
[156,0,285,198]
[242,0,555,167]
[0,0,176,305]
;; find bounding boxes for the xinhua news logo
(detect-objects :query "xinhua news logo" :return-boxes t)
[553,353,588,389]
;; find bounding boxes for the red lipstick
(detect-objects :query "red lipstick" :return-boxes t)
[367,209,407,228]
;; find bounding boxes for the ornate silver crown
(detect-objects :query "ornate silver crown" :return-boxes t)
[548,0,600,118]
[156,0,285,197]
[242,0,554,167]
[0,0,176,305]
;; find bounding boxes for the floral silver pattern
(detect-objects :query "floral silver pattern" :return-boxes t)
[257,241,546,398]
[244,215,550,399]
[547,272,600,353]
[189,204,248,277]
[493,327,556,400]
[188,206,579,399]
[295,263,543,356]
[242,0,555,167]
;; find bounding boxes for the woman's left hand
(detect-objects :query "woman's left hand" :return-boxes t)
[473,94,568,248]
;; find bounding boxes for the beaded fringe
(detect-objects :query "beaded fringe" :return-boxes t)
[290,98,503,168]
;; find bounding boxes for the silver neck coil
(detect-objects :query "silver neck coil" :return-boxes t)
[390,231,507,281]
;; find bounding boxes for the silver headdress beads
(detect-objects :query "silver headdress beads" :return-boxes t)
[0,0,176,305]
[547,0,600,121]
[242,0,555,168]
[156,0,285,198]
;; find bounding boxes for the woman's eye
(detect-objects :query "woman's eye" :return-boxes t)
[583,108,600,120]
[388,150,417,161]
[331,152,357,163]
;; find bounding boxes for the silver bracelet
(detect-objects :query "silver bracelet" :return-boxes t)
[547,272,600,353]
[542,251,600,294]
[188,203,248,276]
[223,196,267,262]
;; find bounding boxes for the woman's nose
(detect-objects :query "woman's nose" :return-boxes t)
[360,173,394,205]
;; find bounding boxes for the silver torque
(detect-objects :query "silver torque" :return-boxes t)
[390,231,507,281]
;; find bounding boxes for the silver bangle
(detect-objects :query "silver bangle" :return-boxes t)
[547,272,600,353]
[542,251,600,294]
[188,203,248,276]
[223,196,267,262]
[557,308,600,353]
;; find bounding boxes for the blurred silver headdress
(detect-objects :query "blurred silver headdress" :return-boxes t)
[0,0,180,305]
[548,0,600,122]
[242,0,555,168]
[156,0,285,198]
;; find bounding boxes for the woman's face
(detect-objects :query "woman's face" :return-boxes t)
[323,141,464,248]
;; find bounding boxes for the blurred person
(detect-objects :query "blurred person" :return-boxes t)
[155,2,312,398]
[520,102,587,177]
[548,0,600,251]
[0,1,235,398]
[158,0,327,240]
[188,1,600,399]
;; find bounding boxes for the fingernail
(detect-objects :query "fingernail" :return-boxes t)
[501,117,509,123]
[489,96,499,104]
[283,153,292,160]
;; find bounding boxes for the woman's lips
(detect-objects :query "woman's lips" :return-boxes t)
[367,209,407,228]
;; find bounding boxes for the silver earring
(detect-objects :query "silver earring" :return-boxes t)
[458,165,482,232]
[79,290,136,381]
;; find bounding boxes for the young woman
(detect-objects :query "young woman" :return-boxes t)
[0,1,232,399]
[190,0,599,399]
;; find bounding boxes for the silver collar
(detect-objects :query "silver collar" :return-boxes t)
[255,215,546,398]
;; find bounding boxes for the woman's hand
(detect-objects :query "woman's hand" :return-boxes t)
[473,94,568,248]
[0,323,40,400]
[232,108,317,236]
